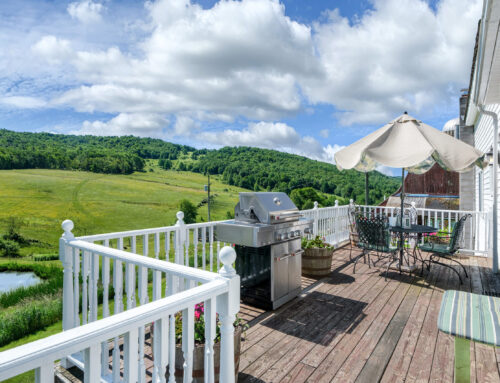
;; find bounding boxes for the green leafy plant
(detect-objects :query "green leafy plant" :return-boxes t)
[173,302,247,345]
[179,199,198,224]
[0,239,21,257]
[301,236,334,250]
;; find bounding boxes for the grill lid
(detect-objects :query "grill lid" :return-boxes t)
[234,192,300,225]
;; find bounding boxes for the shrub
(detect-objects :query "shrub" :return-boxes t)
[0,238,20,257]
[33,254,59,262]
[0,295,62,347]
[179,199,198,224]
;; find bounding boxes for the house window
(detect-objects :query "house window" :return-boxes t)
[479,170,484,211]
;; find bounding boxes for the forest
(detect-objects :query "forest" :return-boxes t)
[190,147,400,204]
[0,129,194,174]
[0,129,400,204]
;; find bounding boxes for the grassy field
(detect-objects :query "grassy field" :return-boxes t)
[0,160,246,255]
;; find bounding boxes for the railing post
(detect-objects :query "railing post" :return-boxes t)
[335,200,339,207]
[174,211,186,265]
[60,219,75,368]
[217,246,240,383]
[313,201,319,236]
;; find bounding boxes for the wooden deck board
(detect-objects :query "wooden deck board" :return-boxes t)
[238,248,500,383]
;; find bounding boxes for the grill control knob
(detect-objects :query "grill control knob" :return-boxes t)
[282,232,288,240]
[295,230,301,237]
[304,227,311,234]
[289,231,295,238]
[276,233,282,241]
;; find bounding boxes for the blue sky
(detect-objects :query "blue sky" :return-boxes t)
[0,0,482,174]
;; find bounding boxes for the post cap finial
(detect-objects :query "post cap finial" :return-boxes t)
[219,246,236,276]
[313,201,318,209]
[62,219,74,233]
[61,220,74,240]
[176,211,184,221]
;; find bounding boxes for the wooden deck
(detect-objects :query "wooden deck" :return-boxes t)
[237,247,500,383]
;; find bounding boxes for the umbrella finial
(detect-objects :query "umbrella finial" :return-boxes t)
[404,111,408,114]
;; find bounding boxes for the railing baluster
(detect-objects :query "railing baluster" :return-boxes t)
[204,298,216,383]
[138,255,148,382]
[182,306,195,383]
[82,250,89,325]
[124,328,139,383]
[194,228,198,269]
[165,231,171,262]
[84,343,101,383]
[209,226,214,272]
[73,248,80,328]
[185,229,190,267]
[112,238,124,382]
[90,251,99,322]
[35,364,53,383]
[101,243,110,377]
[202,227,207,270]
[153,317,168,383]
[168,274,177,383]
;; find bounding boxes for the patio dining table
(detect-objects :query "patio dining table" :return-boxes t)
[390,224,437,273]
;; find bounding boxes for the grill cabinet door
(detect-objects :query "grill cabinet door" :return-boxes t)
[272,242,289,301]
[288,249,302,293]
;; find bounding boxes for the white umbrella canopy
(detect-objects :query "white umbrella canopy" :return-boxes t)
[334,113,486,174]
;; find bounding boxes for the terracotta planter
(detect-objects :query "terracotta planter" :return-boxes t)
[302,248,334,277]
[172,326,242,383]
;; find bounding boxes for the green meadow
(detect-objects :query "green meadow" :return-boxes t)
[0,160,245,255]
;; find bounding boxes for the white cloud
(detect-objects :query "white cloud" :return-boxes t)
[319,129,329,138]
[78,113,169,137]
[303,0,482,125]
[67,1,104,24]
[31,36,73,64]
[197,121,338,163]
[0,96,47,109]
[54,0,318,120]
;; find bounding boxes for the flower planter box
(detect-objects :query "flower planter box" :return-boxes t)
[172,326,242,383]
[302,248,334,278]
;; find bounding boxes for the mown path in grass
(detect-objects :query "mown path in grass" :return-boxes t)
[0,162,246,256]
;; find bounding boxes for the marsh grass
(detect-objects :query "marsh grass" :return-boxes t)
[0,294,62,347]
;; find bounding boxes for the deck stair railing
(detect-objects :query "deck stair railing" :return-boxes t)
[0,218,240,383]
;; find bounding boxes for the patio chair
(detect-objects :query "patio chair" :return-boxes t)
[348,203,362,260]
[354,214,396,275]
[419,214,471,284]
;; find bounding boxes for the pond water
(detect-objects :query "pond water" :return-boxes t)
[0,271,42,293]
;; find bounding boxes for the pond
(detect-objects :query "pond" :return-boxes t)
[0,271,42,293]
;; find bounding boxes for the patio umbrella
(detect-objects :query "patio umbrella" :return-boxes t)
[334,112,486,266]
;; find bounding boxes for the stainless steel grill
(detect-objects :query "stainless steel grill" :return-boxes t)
[215,192,312,310]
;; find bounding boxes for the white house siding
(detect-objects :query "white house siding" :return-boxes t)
[474,103,500,255]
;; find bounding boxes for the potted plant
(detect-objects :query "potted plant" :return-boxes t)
[154,303,247,382]
[301,236,334,277]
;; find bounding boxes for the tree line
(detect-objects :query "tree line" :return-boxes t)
[0,129,194,174]
[190,146,400,204]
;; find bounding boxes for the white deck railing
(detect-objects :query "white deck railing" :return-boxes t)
[300,200,489,255]
[0,199,491,382]
[0,218,240,383]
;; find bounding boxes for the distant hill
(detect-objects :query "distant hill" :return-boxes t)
[0,129,194,174]
[0,129,400,204]
[190,147,400,204]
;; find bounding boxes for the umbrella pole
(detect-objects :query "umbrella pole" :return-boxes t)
[400,168,405,272]
[365,172,369,205]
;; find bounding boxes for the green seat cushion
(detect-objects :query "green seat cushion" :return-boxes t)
[420,242,451,254]
[438,290,500,347]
